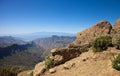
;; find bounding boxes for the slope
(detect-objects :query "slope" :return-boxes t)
[44,48,120,76]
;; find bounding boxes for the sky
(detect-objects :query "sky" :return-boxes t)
[0,0,120,35]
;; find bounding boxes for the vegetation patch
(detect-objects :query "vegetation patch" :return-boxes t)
[92,35,112,52]
[112,54,120,71]
[45,56,54,69]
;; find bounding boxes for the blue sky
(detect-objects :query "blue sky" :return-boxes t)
[0,0,120,35]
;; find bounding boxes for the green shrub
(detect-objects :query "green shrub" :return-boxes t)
[0,66,22,76]
[92,35,112,52]
[112,34,120,49]
[45,56,54,68]
[112,54,120,71]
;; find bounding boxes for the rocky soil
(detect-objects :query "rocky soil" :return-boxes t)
[43,48,120,76]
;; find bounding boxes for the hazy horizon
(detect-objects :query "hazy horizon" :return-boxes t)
[0,0,120,35]
[0,31,76,36]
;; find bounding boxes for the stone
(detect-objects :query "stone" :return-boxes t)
[49,68,56,73]
[63,62,75,70]
[33,62,46,76]
[51,49,57,53]
[53,55,63,65]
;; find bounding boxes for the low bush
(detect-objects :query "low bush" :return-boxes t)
[92,35,112,52]
[45,56,54,68]
[112,54,120,71]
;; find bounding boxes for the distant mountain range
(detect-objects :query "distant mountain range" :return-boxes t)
[0,35,75,69]
[0,36,26,47]
[13,32,75,41]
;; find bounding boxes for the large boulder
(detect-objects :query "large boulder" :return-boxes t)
[50,47,81,65]
[74,21,112,45]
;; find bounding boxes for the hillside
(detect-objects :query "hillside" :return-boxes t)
[43,48,120,76]
[0,42,44,69]
[33,35,76,55]
[18,19,120,76]
[0,36,26,47]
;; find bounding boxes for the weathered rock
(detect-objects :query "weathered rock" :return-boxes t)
[53,55,63,65]
[49,68,56,73]
[74,20,112,45]
[51,48,81,65]
[51,49,57,54]
[63,62,75,69]
[33,62,46,76]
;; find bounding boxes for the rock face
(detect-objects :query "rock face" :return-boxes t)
[112,19,120,34]
[74,21,112,45]
[50,47,81,65]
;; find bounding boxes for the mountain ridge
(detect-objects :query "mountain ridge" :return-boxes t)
[13,32,76,41]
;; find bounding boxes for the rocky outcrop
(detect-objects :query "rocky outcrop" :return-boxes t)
[74,21,112,45]
[112,19,120,34]
[50,47,81,65]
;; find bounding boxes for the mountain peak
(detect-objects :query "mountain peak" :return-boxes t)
[74,20,112,45]
[93,20,111,28]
